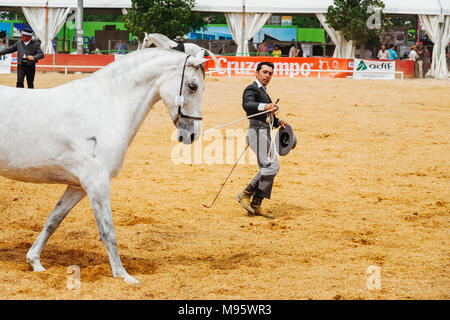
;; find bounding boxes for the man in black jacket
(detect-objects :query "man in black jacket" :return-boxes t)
[0,28,44,88]
[236,61,287,219]
[172,36,185,52]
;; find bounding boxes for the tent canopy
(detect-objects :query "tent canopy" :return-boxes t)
[0,0,447,16]
[1,0,448,78]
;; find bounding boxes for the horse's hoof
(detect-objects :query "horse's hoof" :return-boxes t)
[123,274,140,285]
[33,265,47,272]
[27,257,46,272]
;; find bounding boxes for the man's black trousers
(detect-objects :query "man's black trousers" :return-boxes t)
[16,63,36,89]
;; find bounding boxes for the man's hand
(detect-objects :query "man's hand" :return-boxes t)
[264,103,279,114]
[26,55,34,61]
[279,120,287,129]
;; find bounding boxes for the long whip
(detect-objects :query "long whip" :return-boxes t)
[202,144,250,209]
[202,99,280,209]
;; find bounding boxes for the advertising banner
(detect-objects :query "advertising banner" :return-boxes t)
[205,56,352,78]
[353,58,396,79]
[0,54,11,74]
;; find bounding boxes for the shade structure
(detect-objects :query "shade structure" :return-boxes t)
[1,0,448,77]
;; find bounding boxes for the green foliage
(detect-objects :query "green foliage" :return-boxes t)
[292,16,322,28]
[84,14,123,22]
[0,10,26,22]
[123,0,206,41]
[326,0,391,45]
[205,14,227,25]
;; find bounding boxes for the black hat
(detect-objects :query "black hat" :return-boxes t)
[276,123,297,156]
[22,28,33,36]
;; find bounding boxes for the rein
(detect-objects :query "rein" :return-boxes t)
[174,55,203,124]
[201,106,277,135]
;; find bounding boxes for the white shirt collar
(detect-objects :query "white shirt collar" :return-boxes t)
[254,79,266,90]
[23,39,31,46]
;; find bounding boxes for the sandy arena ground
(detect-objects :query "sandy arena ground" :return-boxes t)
[0,72,448,300]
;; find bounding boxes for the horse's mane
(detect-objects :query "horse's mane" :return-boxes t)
[94,48,186,77]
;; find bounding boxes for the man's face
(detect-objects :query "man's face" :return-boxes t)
[256,64,274,86]
[22,35,31,42]
[381,45,386,51]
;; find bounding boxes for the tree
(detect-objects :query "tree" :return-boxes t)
[292,16,322,28]
[204,14,227,25]
[326,0,391,56]
[0,10,26,22]
[84,14,123,22]
[123,0,206,42]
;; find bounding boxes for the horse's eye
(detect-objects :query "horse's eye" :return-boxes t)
[187,83,198,92]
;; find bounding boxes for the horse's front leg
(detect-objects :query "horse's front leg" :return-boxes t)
[82,174,139,285]
[27,185,86,272]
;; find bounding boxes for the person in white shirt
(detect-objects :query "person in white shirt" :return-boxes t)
[288,39,299,57]
[409,45,418,61]
[377,44,390,60]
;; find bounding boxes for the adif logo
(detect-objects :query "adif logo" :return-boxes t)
[357,60,368,71]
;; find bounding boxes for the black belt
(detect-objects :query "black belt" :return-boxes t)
[249,119,270,128]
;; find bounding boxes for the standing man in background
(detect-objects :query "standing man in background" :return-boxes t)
[117,40,128,54]
[257,39,269,56]
[0,39,5,60]
[0,28,44,88]
[377,44,390,60]
[172,36,185,52]
[415,42,424,78]
[388,44,398,60]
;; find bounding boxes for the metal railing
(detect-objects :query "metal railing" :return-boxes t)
[11,63,106,75]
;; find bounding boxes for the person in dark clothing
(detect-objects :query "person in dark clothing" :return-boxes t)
[172,36,185,52]
[236,61,288,219]
[0,28,44,88]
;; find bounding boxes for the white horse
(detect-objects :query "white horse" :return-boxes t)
[0,48,207,284]
[143,33,220,68]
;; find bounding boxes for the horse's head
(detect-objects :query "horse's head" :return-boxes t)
[159,54,208,145]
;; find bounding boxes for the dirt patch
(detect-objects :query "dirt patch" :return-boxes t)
[0,73,449,299]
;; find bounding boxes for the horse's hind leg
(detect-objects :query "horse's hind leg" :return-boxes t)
[26,185,86,272]
[82,177,139,284]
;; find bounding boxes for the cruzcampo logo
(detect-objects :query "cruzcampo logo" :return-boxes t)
[357,60,368,71]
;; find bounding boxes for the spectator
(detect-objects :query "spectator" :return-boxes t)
[117,40,127,54]
[171,36,185,52]
[94,42,102,55]
[409,45,418,61]
[297,44,304,57]
[272,44,282,57]
[288,39,299,57]
[257,39,269,56]
[377,44,390,60]
[87,38,95,54]
[415,42,424,78]
[0,39,5,61]
[388,44,398,60]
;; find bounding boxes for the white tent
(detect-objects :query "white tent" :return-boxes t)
[1,0,449,78]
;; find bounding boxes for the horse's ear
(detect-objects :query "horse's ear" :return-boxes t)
[188,56,208,67]
[144,32,149,37]
[194,49,205,60]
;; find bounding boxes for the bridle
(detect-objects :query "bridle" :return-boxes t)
[173,55,203,124]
